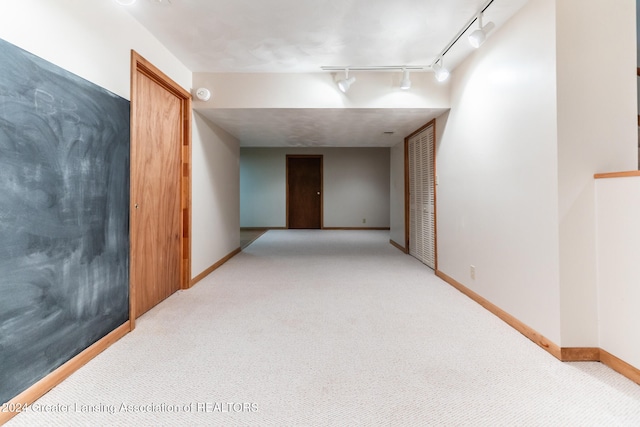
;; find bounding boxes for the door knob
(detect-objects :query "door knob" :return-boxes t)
[317,192,320,195]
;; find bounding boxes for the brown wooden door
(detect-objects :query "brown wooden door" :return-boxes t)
[130,52,192,322]
[287,156,322,229]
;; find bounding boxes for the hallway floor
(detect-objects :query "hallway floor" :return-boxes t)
[7,230,640,426]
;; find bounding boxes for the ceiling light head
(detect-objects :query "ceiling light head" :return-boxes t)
[337,69,356,93]
[400,68,411,90]
[433,60,450,82]
[468,13,495,48]
[338,77,355,93]
[468,29,486,48]
[115,0,136,5]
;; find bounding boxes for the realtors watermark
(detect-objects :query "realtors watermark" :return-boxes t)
[7,401,258,414]
[190,402,258,413]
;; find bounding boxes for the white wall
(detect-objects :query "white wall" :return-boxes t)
[240,149,287,227]
[323,148,390,227]
[192,113,240,277]
[193,72,449,110]
[436,0,562,343]
[595,177,640,368]
[389,142,405,247]
[241,147,390,228]
[0,0,191,100]
[556,0,637,347]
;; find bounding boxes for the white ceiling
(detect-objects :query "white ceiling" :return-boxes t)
[198,108,448,147]
[121,0,529,147]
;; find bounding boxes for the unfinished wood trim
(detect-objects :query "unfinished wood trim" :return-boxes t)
[434,272,640,383]
[0,322,130,424]
[594,171,640,179]
[285,157,289,229]
[405,119,437,141]
[404,133,410,250]
[181,95,192,291]
[322,227,391,230]
[320,156,324,229]
[390,239,408,253]
[560,347,600,362]
[600,349,640,385]
[129,51,138,330]
[132,53,190,99]
[435,270,562,360]
[432,119,438,271]
[189,247,242,288]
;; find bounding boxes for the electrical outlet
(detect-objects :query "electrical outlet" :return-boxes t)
[470,265,476,280]
[362,218,366,224]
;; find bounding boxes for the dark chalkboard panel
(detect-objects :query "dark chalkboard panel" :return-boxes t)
[0,38,130,404]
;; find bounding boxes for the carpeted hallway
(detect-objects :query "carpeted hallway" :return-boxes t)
[7,230,640,426]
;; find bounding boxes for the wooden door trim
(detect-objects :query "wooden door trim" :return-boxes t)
[404,119,437,269]
[130,50,192,330]
[286,155,324,229]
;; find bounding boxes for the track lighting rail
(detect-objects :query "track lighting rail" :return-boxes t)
[322,0,497,87]
[320,65,428,72]
[430,0,495,68]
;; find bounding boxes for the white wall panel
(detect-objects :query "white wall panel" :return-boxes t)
[389,142,406,248]
[436,0,562,343]
[0,0,191,99]
[192,113,240,277]
[595,177,640,368]
[240,150,287,228]
[241,147,390,228]
[556,0,637,346]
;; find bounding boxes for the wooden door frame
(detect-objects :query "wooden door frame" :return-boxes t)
[404,119,437,270]
[286,155,324,229]
[130,51,192,329]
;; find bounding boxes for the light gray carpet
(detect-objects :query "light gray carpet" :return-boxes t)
[7,230,640,426]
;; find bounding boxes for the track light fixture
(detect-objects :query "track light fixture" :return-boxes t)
[468,12,495,48]
[433,59,450,82]
[400,68,411,90]
[428,0,495,82]
[323,66,425,91]
[324,1,496,86]
[337,69,356,93]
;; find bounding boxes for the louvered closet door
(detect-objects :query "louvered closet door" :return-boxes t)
[408,123,435,269]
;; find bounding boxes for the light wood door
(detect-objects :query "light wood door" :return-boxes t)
[287,156,322,229]
[130,52,191,323]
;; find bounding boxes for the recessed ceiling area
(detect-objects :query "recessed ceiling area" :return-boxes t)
[198,108,447,147]
[120,0,529,147]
